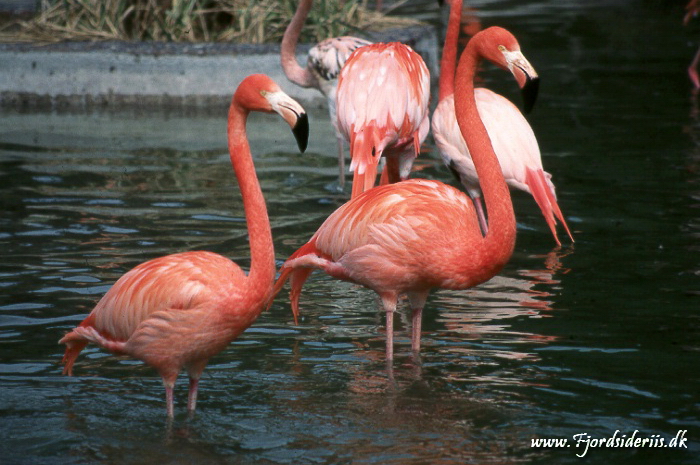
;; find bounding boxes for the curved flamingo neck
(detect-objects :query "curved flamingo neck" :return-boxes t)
[438,0,462,101]
[281,0,318,89]
[227,100,275,301]
[454,35,516,262]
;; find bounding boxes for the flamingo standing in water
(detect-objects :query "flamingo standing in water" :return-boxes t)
[431,0,573,245]
[59,75,309,418]
[336,41,431,198]
[281,0,372,189]
[273,26,539,361]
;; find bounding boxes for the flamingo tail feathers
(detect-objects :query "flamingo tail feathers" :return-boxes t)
[272,239,324,324]
[471,195,489,236]
[270,266,312,325]
[59,320,128,375]
[413,130,421,161]
[349,125,382,198]
[525,168,574,245]
[547,190,574,244]
[289,268,313,325]
[59,338,88,376]
[58,312,99,375]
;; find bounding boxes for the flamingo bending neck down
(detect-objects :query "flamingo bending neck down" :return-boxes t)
[336,41,431,198]
[273,27,539,361]
[432,0,573,245]
[59,75,309,418]
[281,0,372,190]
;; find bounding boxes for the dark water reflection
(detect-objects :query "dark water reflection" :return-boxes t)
[2,0,699,464]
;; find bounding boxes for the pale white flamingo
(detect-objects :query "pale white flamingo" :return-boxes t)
[432,0,573,245]
[59,75,309,417]
[336,41,431,198]
[273,26,539,361]
[280,0,372,189]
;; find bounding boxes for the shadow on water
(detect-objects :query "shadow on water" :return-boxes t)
[1,0,699,464]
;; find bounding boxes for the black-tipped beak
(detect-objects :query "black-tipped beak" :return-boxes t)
[292,113,309,153]
[521,75,539,114]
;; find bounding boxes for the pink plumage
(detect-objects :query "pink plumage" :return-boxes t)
[432,0,573,244]
[280,0,372,189]
[59,74,309,417]
[336,41,430,198]
[275,27,540,362]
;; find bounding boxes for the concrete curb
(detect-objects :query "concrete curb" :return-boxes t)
[0,24,438,111]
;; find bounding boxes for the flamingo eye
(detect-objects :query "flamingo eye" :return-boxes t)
[498,45,507,52]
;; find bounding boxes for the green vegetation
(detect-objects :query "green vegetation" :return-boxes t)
[1,0,418,43]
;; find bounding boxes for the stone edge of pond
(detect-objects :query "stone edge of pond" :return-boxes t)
[0,24,439,112]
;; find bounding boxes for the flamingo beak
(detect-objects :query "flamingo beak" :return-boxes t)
[266,91,309,153]
[520,74,539,114]
[503,49,539,113]
[292,112,309,153]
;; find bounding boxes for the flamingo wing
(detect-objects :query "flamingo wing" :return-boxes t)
[432,89,573,243]
[475,89,573,243]
[433,89,542,191]
[474,88,542,185]
[282,180,480,291]
[432,94,478,194]
[313,181,446,258]
[88,252,243,340]
[60,251,246,373]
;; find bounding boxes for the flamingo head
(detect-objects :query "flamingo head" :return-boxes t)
[234,74,309,152]
[477,27,540,113]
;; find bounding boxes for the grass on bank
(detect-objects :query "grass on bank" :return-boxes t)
[0,0,419,44]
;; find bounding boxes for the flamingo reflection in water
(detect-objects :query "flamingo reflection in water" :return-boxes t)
[686,0,700,90]
[281,246,571,392]
[328,253,570,429]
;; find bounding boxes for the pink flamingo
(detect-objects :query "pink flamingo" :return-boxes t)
[336,41,431,198]
[58,75,309,418]
[273,26,539,361]
[432,0,573,245]
[281,0,372,189]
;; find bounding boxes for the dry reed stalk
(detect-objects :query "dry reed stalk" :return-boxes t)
[0,0,420,44]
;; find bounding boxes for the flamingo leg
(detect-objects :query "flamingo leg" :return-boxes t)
[384,156,402,184]
[379,163,390,185]
[187,377,199,415]
[186,361,208,416]
[408,291,429,354]
[472,195,489,236]
[411,308,422,353]
[386,309,394,361]
[337,135,346,190]
[164,382,175,418]
[380,292,399,361]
